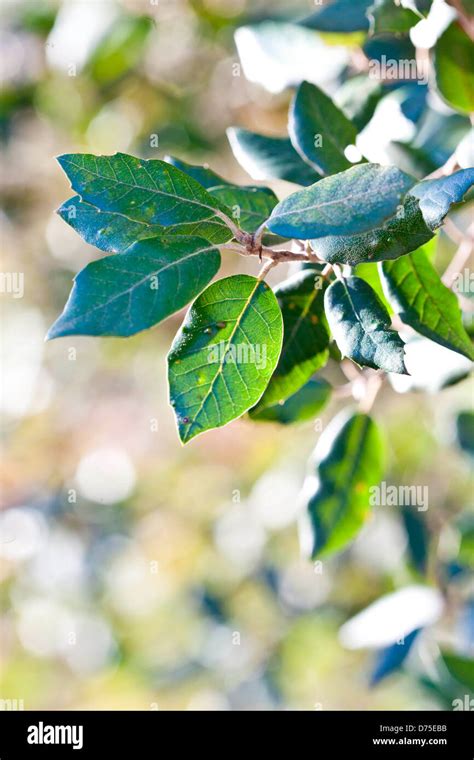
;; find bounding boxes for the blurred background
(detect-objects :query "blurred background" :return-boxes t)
[1,0,473,710]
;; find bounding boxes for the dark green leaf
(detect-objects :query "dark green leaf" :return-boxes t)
[58,196,169,254]
[249,378,331,424]
[164,155,231,189]
[267,163,416,241]
[306,411,385,557]
[363,32,416,68]
[57,153,234,245]
[207,184,277,233]
[46,236,220,339]
[368,0,421,36]
[300,0,372,33]
[325,276,407,373]
[250,270,330,413]
[227,127,320,186]
[410,169,474,231]
[434,22,474,115]
[402,508,428,574]
[168,274,283,443]
[310,193,433,266]
[289,81,358,175]
[335,75,384,132]
[380,246,474,360]
[456,411,474,456]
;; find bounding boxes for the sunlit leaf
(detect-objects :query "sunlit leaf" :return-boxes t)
[434,22,474,115]
[250,270,330,412]
[380,245,474,360]
[168,274,283,443]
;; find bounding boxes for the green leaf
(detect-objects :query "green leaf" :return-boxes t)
[368,0,421,36]
[434,22,474,115]
[289,81,358,176]
[410,169,474,231]
[456,411,474,456]
[250,270,330,413]
[335,75,383,132]
[311,192,433,265]
[380,247,474,361]
[56,153,234,245]
[249,378,331,424]
[325,276,407,373]
[58,196,180,254]
[300,0,372,33]
[363,31,416,69]
[267,163,416,240]
[355,261,393,313]
[87,16,153,84]
[305,410,385,557]
[168,274,283,443]
[207,184,278,233]
[46,236,220,339]
[442,652,474,691]
[227,127,320,186]
[164,155,231,189]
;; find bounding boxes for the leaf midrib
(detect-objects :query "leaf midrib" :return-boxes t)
[62,156,229,221]
[63,244,216,325]
[183,278,264,440]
